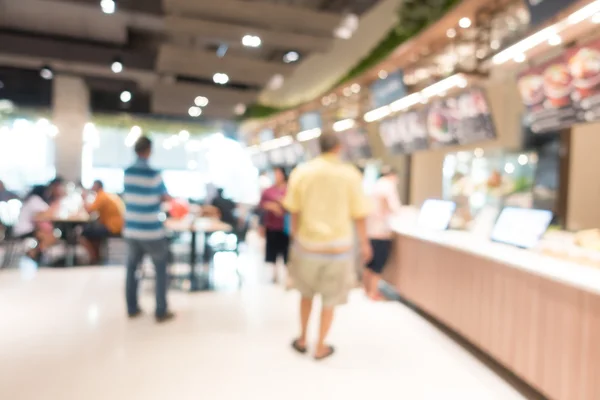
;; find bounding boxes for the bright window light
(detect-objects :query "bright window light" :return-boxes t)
[178,130,190,140]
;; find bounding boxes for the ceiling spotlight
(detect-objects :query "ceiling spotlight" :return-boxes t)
[548,35,562,46]
[242,35,262,48]
[120,90,132,103]
[343,87,352,97]
[283,51,300,63]
[351,83,361,94]
[490,39,501,50]
[446,28,457,38]
[111,58,123,73]
[194,96,209,107]
[188,106,202,117]
[213,73,229,85]
[267,74,284,90]
[100,0,115,14]
[234,103,246,116]
[40,66,53,80]
[459,17,472,28]
[378,70,388,79]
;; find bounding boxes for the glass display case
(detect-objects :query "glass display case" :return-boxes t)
[442,148,538,227]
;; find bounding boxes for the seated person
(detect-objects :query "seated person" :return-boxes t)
[45,176,66,206]
[13,185,59,260]
[81,180,124,263]
[208,188,237,228]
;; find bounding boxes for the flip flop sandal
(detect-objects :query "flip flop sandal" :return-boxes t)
[314,346,335,361]
[291,339,307,354]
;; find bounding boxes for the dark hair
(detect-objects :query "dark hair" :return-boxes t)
[134,136,152,155]
[319,132,341,153]
[273,166,289,182]
[93,180,104,189]
[26,185,48,202]
[49,176,64,186]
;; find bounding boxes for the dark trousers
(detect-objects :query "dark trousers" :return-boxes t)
[125,238,169,317]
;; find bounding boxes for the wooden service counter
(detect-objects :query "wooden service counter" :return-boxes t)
[383,225,600,400]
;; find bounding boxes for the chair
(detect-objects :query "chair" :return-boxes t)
[0,200,23,269]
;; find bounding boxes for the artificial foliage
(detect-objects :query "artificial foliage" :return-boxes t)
[243,0,463,120]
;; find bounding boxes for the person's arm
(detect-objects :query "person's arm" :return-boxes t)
[83,192,103,214]
[349,171,373,263]
[282,170,301,238]
[386,180,402,215]
[158,174,172,202]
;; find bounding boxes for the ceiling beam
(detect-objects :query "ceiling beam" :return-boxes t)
[164,16,333,53]
[156,45,294,87]
[163,0,342,38]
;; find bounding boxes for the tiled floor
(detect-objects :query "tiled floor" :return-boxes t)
[0,248,528,400]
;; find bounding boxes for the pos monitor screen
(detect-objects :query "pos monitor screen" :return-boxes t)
[490,207,553,249]
[417,199,456,231]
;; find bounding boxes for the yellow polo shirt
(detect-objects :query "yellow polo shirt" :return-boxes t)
[283,153,371,252]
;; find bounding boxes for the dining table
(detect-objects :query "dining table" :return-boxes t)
[38,213,90,267]
[164,217,232,291]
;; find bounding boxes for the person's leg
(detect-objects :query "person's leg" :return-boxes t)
[264,230,278,283]
[297,296,313,348]
[125,239,145,316]
[316,306,335,358]
[144,238,171,320]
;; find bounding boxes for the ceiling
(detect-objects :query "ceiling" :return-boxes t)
[0,0,383,121]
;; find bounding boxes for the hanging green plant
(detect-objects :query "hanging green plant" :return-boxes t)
[242,0,463,121]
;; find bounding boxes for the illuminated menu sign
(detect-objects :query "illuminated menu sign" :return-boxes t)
[379,87,495,154]
[370,70,407,109]
[518,37,600,133]
[525,0,578,27]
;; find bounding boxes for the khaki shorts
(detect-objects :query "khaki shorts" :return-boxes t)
[289,249,356,307]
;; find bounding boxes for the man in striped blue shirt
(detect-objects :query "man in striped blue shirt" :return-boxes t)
[123,136,174,323]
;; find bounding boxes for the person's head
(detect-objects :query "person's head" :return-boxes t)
[273,167,288,186]
[319,132,342,155]
[26,185,48,202]
[216,188,225,198]
[134,136,152,159]
[48,176,66,199]
[92,180,104,192]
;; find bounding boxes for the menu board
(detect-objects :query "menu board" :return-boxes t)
[518,38,600,133]
[340,128,372,161]
[370,69,407,109]
[525,0,578,27]
[490,207,553,249]
[379,87,495,154]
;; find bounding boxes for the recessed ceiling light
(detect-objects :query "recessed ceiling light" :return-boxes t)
[100,0,115,14]
[343,87,352,97]
[490,39,501,50]
[378,70,388,79]
[242,35,261,48]
[40,66,53,80]
[459,17,472,28]
[283,51,300,63]
[120,90,132,103]
[194,96,209,107]
[234,103,246,115]
[267,74,284,90]
[111,60,123,74]
[351,83,361,93]
[188,106,202,117]
[213,73,229,85]
[446,28,457,38]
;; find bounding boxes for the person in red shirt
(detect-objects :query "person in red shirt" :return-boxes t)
[259,167,289,284]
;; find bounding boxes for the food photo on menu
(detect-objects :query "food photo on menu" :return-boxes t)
[427,99,458,147]
[567,40,600,121]
[342,128,372,160]
[451,88,497,144]
[518,56,578,133]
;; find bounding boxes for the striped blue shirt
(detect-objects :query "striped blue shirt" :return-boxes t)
[123,158,168,240]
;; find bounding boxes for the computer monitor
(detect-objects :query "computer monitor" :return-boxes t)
[417,199,456,231]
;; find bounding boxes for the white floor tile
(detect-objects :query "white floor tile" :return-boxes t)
[0,259,526,400]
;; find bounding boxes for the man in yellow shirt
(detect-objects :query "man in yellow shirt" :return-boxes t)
[283,132,372,360]
[81,180,124,263]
